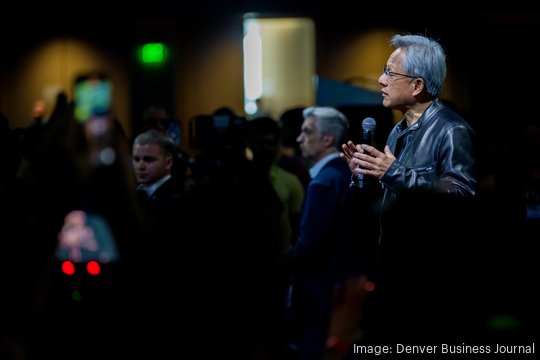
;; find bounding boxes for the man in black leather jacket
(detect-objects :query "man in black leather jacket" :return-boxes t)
[341,34,480,344]
[341,34,477,207]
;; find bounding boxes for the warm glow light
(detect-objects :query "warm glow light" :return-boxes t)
[364,281,376,292]
[242,16,315,118]
[243,20,263,102]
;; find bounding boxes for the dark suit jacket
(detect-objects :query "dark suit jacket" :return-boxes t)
[287,156,377,320]
[141,177,186,220]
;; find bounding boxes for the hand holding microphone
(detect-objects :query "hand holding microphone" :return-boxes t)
[341,117,395,187]
[354,118,377,189]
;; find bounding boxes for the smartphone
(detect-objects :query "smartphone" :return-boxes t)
[74,73,112,124]
[73,73,116,166]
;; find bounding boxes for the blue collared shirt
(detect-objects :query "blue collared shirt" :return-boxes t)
[309,152,340,179]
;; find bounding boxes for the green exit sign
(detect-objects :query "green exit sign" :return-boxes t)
[139,43,168,65]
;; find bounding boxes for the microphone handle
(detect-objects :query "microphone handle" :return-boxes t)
[351,130,374,189]
[363,130,374,146]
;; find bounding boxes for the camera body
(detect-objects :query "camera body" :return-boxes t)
[189,113,247,151]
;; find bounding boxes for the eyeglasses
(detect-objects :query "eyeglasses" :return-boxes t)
[383,64,418,80]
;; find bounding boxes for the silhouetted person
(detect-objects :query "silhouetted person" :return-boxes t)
[248,116,305,252]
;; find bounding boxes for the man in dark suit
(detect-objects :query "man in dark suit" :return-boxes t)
[132,129,186,223]
[286,106,376,360]
[130,129,193,355]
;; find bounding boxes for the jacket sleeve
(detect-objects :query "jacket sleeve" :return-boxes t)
[382,124,477,198]
[436,124,478,197]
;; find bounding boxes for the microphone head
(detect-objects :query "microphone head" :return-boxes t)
[362,117,377,132]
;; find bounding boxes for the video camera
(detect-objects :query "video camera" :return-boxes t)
[189,113,248,150]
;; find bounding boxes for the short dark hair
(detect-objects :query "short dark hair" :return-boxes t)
[133,129,175,156]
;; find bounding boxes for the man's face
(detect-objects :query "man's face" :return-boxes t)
[378,48,418,112]
[132,143,172,185]
[296,116,327,162]
[252,133,279,166]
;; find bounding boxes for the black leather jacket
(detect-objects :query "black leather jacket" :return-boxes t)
[380,98,478,208]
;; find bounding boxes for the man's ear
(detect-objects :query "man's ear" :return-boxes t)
[323,133,336,147]
[165,155,174,170]
[412,78,425,97]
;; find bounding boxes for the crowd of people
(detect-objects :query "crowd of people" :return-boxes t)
[1,33,535,360]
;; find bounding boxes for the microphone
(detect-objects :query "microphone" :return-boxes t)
[362,117,376,146]
[355,117,377,189]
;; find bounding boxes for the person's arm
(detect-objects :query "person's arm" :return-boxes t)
[380,125,477,197]
[434,125,477,197]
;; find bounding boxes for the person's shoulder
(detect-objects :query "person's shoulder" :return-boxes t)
[326,156,351,172]
[276,169,305,198]
[274,164,302,182]
[154,177,185,198]
[436,100,467,122]
[312,158,350,184]
[432,102,475,134]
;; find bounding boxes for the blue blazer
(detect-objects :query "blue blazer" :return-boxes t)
[288,156,373,319]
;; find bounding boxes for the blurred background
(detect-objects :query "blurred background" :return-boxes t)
[0,1,538,358]
[1,3,537,146]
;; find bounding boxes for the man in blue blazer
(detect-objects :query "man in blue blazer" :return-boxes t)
[286,106,376,360]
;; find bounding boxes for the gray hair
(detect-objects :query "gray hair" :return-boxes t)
[390,34,446,98]
[133,129,175,156]
[302,106,349,147]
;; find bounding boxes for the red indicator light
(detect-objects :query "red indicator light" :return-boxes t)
[86,260,101,275]
[61,261,75,275]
